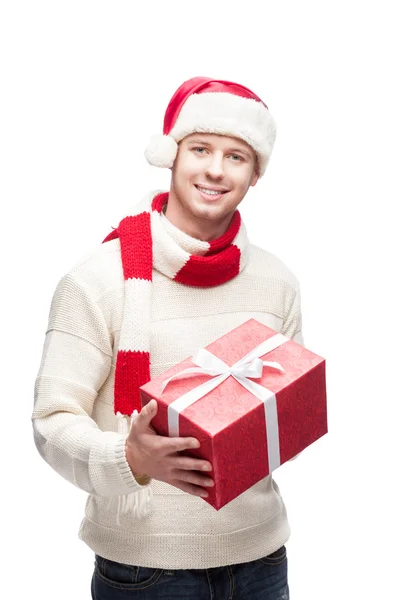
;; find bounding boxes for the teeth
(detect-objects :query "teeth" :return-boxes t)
[197,186,225,196]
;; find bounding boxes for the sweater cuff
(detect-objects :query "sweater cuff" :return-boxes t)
[115,436,152,490]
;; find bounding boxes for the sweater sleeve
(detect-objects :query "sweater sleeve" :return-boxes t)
[281,285,304,345]
[32,273,147,497]
[282,283,304,462]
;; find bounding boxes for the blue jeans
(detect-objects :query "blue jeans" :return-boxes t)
[91,546,289,599]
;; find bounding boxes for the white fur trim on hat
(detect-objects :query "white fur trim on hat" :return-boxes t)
[145,91,276,176]
[144,134,178,168]
[170,92,276,177]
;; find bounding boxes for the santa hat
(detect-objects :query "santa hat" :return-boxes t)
[144,77,276,177]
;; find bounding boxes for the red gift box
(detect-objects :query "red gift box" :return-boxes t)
[140,319,327,510]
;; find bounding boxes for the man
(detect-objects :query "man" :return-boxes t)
[33,77,303,599]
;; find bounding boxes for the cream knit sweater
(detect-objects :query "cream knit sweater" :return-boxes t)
[32,207,304,569]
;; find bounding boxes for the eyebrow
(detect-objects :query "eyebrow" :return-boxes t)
[188,139,212,146]
[229,147,252,158]
[187,139,252,157]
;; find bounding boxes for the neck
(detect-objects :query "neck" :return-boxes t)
[164,192,234,242]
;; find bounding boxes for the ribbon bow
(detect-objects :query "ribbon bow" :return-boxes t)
[162,333,288,446]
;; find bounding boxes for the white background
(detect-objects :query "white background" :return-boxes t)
[1,1,398,598]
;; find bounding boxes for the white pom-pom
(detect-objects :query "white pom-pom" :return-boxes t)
[144,134,178,168]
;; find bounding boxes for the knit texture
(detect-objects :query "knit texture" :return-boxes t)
[32,191,303,569]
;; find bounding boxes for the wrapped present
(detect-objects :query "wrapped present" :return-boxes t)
[140,319,327,510]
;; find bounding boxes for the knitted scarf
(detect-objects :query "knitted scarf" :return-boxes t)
[103,190,249,422]
[102,190,249,519]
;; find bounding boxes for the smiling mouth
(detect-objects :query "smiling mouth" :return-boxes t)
[195,185,229,197]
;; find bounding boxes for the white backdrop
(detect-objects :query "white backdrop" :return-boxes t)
[1,1,398,598]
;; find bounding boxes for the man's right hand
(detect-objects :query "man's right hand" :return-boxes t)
[125,399,214,498]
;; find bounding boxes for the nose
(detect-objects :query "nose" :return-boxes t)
[205,153,224,180]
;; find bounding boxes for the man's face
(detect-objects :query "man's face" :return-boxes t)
[168,133,259,235]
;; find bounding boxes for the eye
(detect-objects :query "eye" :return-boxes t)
[230,154,244,162]
[192,147,207,154]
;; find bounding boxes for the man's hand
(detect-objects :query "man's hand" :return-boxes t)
[125,399,214,498]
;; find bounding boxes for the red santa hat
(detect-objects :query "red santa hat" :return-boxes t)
[144,77,276,177]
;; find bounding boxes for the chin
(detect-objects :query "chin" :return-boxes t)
[192,196,225,214]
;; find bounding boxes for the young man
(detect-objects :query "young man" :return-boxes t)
[33,77,303,599]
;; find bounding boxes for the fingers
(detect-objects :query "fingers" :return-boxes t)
[128,401,215,489]
[138,402,202,455]
[171,481,210,498]
[174,457,212,472]
[135,400,158,429]
[172,469,214,489]
[165,436,201,454]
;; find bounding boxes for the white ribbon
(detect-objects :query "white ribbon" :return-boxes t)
[163,333,289,473]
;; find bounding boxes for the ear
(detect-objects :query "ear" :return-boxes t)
[250,166,260,187]
[249,154,260,187]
